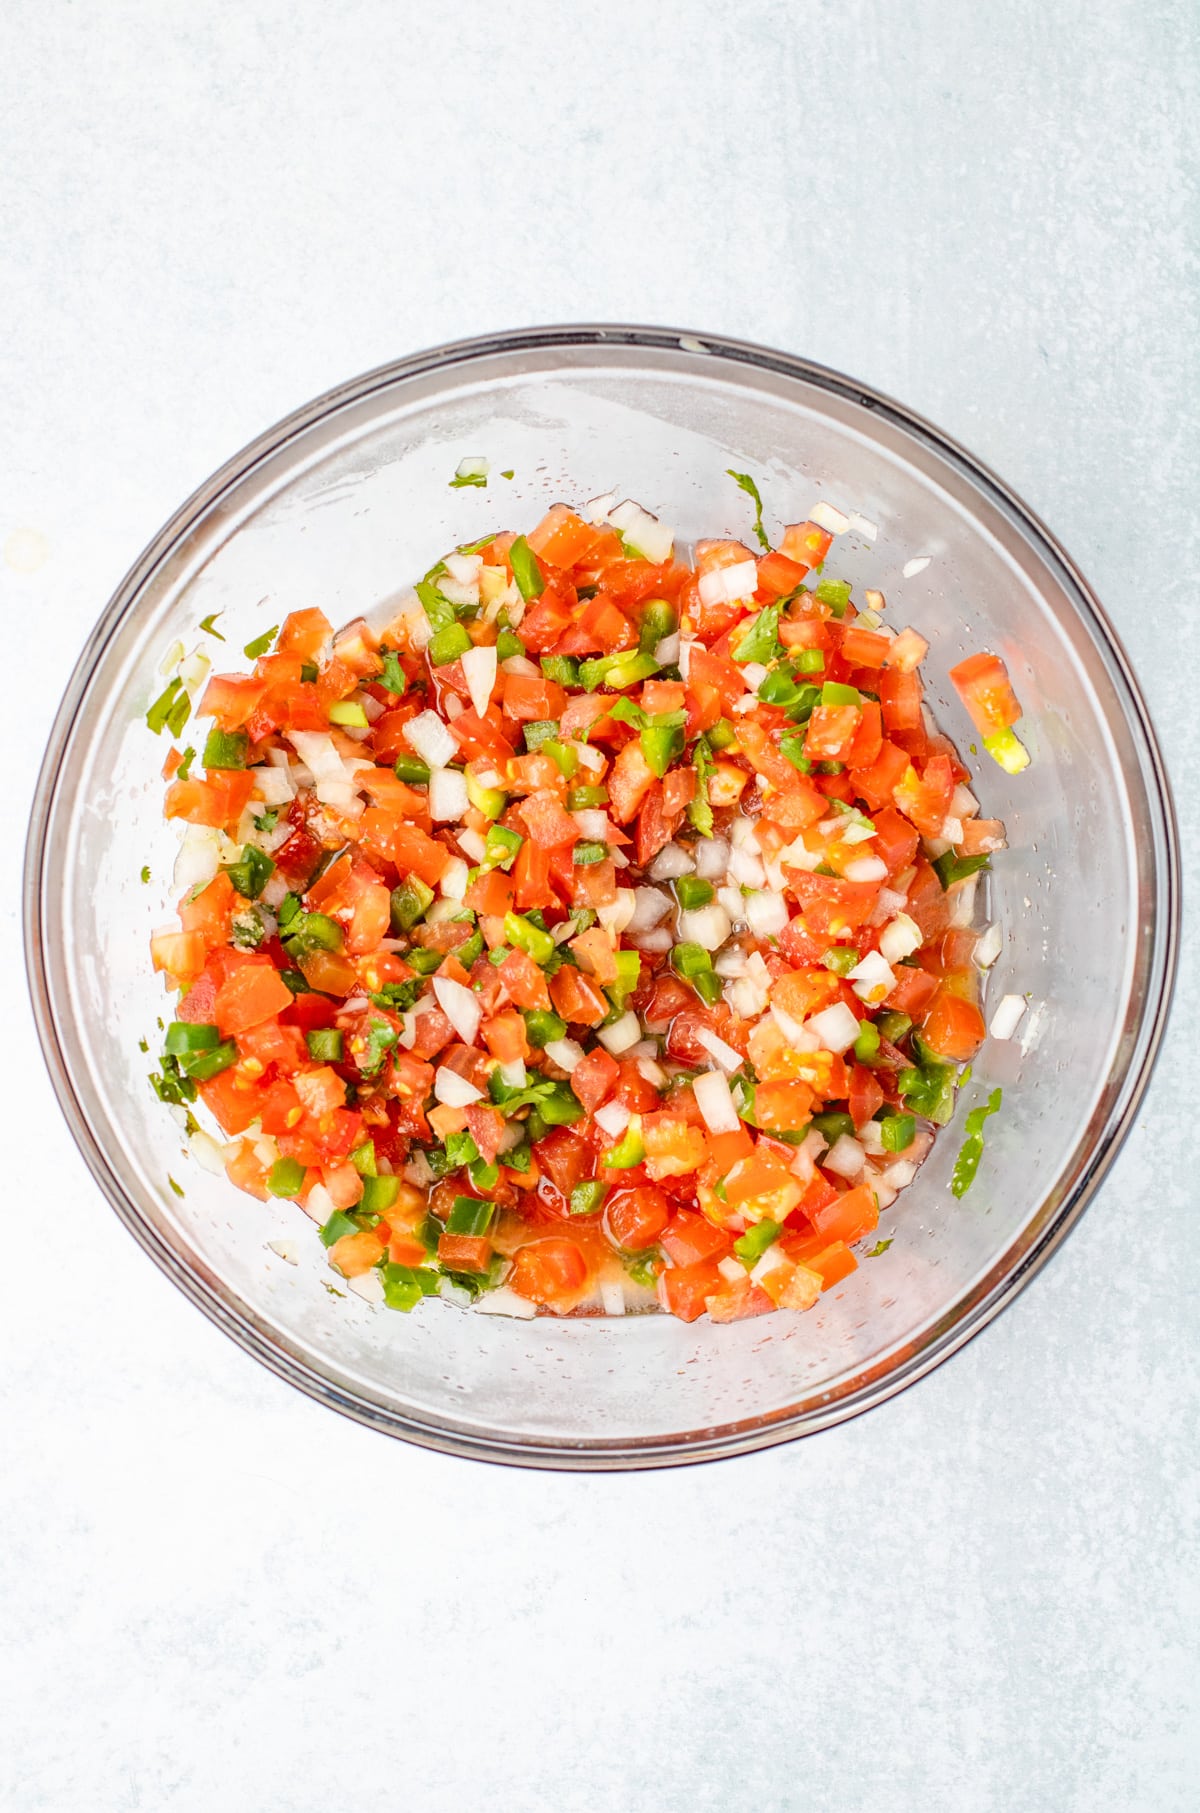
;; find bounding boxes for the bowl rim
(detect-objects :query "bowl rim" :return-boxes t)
[23,322,1181,1470]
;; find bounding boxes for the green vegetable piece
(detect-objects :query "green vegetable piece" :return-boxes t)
[447,1195,496,1236]
[283,911,344,956]
[578,650,659,692]
[780,732,813,773]
[199,613,225,640]
[319,1209,359,1248]
[853,1020,881,1065]
[300,662,319,683]
[880,1112,916,1153]
[523,1008,567,1048]
[164,1021,221,1056]
[707,718,736,751]
[509,536,545,600]
[567,785,608,810]
[640,720,684,778]
[733,603,782,665]
[821,680,862,708]
[538,1081,584,1126]
[950,1088,1002,1197]
[865,1238,894,1258]
[243,625,278,659]
[602,1118,646,1169]
[201,726,249,770]
[570,1179,608,1216]
[328,699,369,729]
[428,622,472,666]
[983,727,1030,774]
[178,1039,238,1081]
[224,844,275,900]
[932,850,992,891]
[393,752,430,784]
[268,1157,306,1198]
[351,1140,377,1177]
[404,947,444,976]
[875,1010,913,1044]
[543,739,579,778]
[379,1262,441,1311]
[359,1173,402,1215]
[734,1219,781,1265]
[504,910,555,967]
[811,1109,856,1144]
[726,469,771,551]
[896,1034,960,1125]
[688,735,715,838]
[468,1156,500,1192]
[390,877,435,933]
[541,654,580,686]
[378,649,406,696]
[306,1028,344,1063]
[815,579,852,618]
[675,875,714,910]
[573,840,608,866]
[496,628,525,660]
[821,946,860,977]
[146,677,185,736]
[485,822,524,869]
[795,647,825,674]
[523,719,560,752]
[638,597,677,655]
[359,1018,397,1077]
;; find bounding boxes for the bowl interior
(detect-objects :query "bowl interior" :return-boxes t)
[28,331,1174,1464]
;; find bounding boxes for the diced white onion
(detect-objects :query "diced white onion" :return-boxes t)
[575,741,605,774]
[951,783,979,819]
[498,1059,527,1090]
[545,1038,584,1073]
[404,710,457,770]
[572,808,609,841]
[500,652,539,677]
[433,1065,484,1106]
[677,639,695,680]
[879,1159,916,1193]
[438,576,479,609]
[173,827,222,894]
[808,501,850,535]
[345,1270,385,1305]
[188,1129,228,1174]
[444,550,484,585]
[607,499,674,564]
[902,555,932,578]
[879,912,922,965]
[648,842,695,882]
[596,889,636,937]
[460,644,497,717]
[989,993,1027,1041]
[848,950,897,1005]
[429,767,469,822]
[432,977,482,1047]
[771,1004,818,1050]
[439,856,469,901]
[286,729,346,782]
[974,922,1003,970]
[867,885,908,926]
[843,856,888,884]
[950,874,980,927]
[696,1058,743,1131]
[807,1002,861,1054]
[179,648,211,694]
[628,886,672,933]
[860,1120,886,1156]
[586,490,618,523]
[594,1101,631,1138]
[599,1277,627,1316]
[824,1134,866,1179]
[455,827,487,863]
[694,1028,742,1074]
[303,1182,336,1226]
[474,1286,537,1319]
[266,1238,300,1265]
[941,816,964,845]
[847,510,878,541]
[727,844,766,888]
[697,558,758,607]
[654,632,681,664]
[253,767,295,807]
[727,974,769,1018]
[717,1255,745,1285]
[743,890,789,939]
[694,837,730,880]
[740,660,769,691]
[636,1056,667,1087]
[678,902,732,951]
[597,1011,642,1055]
[455,456,490,481]
[751,1244,791,1285]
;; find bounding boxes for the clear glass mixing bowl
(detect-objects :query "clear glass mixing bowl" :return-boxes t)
[24,326,1178,1468]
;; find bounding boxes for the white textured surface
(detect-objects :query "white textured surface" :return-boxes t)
[3,3,1198,1808]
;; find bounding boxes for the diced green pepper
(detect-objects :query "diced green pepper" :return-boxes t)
[811,1109,856,1144]
[875,1011,913,1044]
[573,840,608,866]
[201,726,249,770]
[178,1039,238,1081]
[796,647,825,674]
[983,727,1030,774]
[393,753,431,785]
[567,785,608,810]
[319,1209,360,1248]
[504,910,555,967]
[541,655,580,687]
[820,680,862,708]
[821,946,860,977]
[447,1195,496,1236]
[268,1157,306,1198]
[466,771,506,819]
[484,822,524,869]
[328,699,369,728]
[428,623,472,666]
[523,1009,567,1048]
[579,650,659,692]
[224,844,275,901]
[163,1021,220,1056]
[675,876,714,910]
[509,536,545,601]
[853,1019,881,1065]
[734,1219,781,1265]
[707,718,736,750]
[602,1117,645,1169]
[359,1173,402,1215]
[815,579,852,617]
[880,1112,916,1153]
[640,721,684,778]
[569,1179,608,1215]
[523,719,560,752]
[496,628,525,660]
[390,877,435,933]
[638,598,677,655]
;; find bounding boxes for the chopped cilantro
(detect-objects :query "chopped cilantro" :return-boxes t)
[726,468,771,551]
[732,602,783,665]
[243,625,278,659]
[865,1238,894,1258]
[951,1088,1002,1198]
[359,1017,398,1078]
[168,1176,185,1199]
[140,865,150,884]
[198,613,226,640]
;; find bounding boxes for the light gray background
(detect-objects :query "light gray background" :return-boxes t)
[2,4,1197,1809]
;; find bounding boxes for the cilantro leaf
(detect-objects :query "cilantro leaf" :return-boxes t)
[243,625,278,660]
[726,468,771,551]
[950,1087,1002,1198]
[732,603,782,665]
[198,613,226,640]
[688,735,714,838]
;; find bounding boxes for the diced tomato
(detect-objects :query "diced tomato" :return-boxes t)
[707,1277,775,1323]
[481,1010,529,1065]
[656,1257,724,1323]
[450,708,515,764]
[809,1182,878,1245]
[754,1080,815,1134]
[508,1237,589,1306]
[804,704,862,763]
[499,948,553,1013]
[212,962,293,1037]
[893,753,954,837]
[518,590,576,653]
[437,1233,492,1273]
[277,608,333,662]
[778,521,833,569]
[549,965,607,1027]
[605,1183,671,1252]
[512,837,553,910]
[949,650,1022,738]
[521,789,579,850]
[659,1211,732,1267]
[607,740,656,824]
[570,1046,620,1114]
[756,550,809,599]
[921,987,986,1060]
[164,772,254,833]
[840,624,890,668]
[879,668,923,734]
[848,1065,886,1129]
[845,699,884,770]
[527,504,605,570]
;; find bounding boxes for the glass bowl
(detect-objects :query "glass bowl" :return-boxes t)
[24,326,1178,1469]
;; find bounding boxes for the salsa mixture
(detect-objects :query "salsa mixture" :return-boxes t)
[146,479,1027,1323]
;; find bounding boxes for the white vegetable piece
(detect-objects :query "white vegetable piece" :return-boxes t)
[902,555,932,579]
[989,993,1028,1041]
[949,875,980,929]
[304,1183,337,1226]
[743,890,789,939]
[654,632,681,664]
[433,1065,484,1107]
[806,1001,861,1055]
[879,912,922,965]
[444,550,484,586]
[974,922,1004,970]
[585,490,618,523]
[597,1011,642,1056]
[648,842,695,882]
[847,510,878,541]
[429,767,469,823]
[607,499,673,564]
[843,855,888,885]
[848,950,896,1005]
[596,889,637,936]
[628,886,672,933]
[438,855,470,901]
[497,1060,527,1090]
[678,902,732,951]
[694,1027,742,1073]
[599,1278,627,1316]
[432,976,482,1047]
[727,843,766,888]
[694,836,730,881]
[455,456,489,482]
[475,1286,538,1319]
[697,558,758,607]
[404,709,458,770]
[808,501,850,535]
[593,1101,631,1139]
[693,1070,741,1134]
[823,1135,866,1179]
[460,644,497,717]
[545,1037,585,1073]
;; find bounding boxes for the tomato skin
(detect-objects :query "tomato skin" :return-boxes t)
[508,1237,589,1306]
[605,1184,671,1252]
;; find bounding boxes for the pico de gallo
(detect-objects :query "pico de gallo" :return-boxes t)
[145,483,1024,1324]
